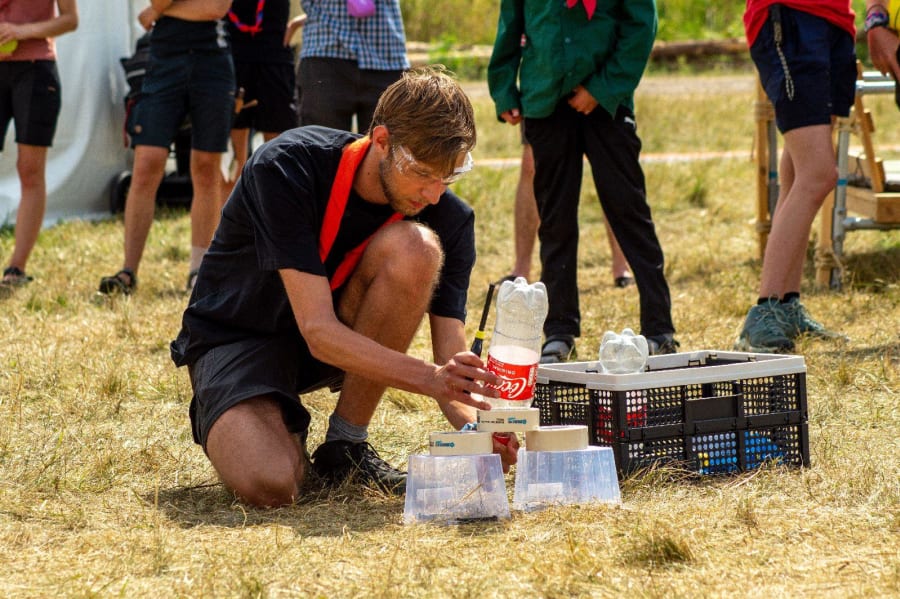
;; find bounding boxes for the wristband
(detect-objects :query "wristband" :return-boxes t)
[865,9,890,33]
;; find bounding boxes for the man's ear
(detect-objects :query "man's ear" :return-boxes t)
[371,125,390,154]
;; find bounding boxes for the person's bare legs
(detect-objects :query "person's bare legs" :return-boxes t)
[4,144,48,278]
[206,396,309,507]
[122,145,169,275]
[512,144,539,280]
[189,149,225,252]
[202,222,442,506]
[759,124,836,298]
[333,221,443,426]
[606,221,632,283]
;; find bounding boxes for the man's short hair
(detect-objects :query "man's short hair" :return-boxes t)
[369,65,476,178]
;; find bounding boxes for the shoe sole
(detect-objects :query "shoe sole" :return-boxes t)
[733,336,794,354]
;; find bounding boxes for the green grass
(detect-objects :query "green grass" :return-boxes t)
[0,72,899,597]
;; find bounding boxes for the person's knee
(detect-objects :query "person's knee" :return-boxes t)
[225,452,307,508]
[372,222,443,287]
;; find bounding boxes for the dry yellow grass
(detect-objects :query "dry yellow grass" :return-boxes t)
[0,70,898,597]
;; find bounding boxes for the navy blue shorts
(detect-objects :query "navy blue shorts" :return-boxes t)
[187,335,343,450]
[130,50,235,152]
[0,60,61,150]
[750,5,856,133]
[232,61,297,133]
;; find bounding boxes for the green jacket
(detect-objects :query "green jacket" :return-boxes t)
[488,0,657,120]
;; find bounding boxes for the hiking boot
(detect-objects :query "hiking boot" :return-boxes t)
[311,440,407,495]
[540,334,576,364]
[647,334,680,355]
[777,297,847,341]
[734,300,794,353]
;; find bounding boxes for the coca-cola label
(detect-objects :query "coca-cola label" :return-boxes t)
[486,354,536,401]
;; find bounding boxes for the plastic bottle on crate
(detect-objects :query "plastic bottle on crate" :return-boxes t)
[598,329,649,374]
[482,277,548,409]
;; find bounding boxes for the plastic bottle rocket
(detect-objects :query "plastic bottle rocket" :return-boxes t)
[484,277,549,409]
[598,328,648,374]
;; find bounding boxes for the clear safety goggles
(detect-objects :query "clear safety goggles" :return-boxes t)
[391,145,474,185]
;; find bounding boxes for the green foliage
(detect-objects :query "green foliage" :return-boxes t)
[656,0,745,41]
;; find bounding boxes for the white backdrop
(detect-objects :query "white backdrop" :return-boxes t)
[0,1,147,224]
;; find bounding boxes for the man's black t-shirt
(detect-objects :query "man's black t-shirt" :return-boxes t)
[171,126,476,367]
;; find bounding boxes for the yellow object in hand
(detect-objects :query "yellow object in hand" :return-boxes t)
[0,40,18,54]
[891,0,900,31]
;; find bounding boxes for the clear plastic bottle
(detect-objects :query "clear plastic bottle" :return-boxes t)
[481,277,549,409]
[598,328,648,374]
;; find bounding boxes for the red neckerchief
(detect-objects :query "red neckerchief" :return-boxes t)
[227,0,265,35]
[566,0,596,20]
[319,137,403,291]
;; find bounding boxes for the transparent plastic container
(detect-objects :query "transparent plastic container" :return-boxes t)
[403,454,510,524]
[512,446,621,512]
[482,277,548,409]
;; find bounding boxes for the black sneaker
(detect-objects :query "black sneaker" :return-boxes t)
[647,334,680,355]
[311,440,407,495]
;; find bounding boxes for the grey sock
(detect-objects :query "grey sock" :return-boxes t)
[324,412,368,444]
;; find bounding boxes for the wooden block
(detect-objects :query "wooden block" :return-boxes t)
[845,187,900,222]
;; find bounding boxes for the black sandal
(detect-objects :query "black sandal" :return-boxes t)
[540,334,576,364]
[98,268,137,295]
[0,266,33,297]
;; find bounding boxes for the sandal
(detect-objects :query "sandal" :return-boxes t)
[0,266,33,297]
[613,275,635,288]
[98,268,137,295]
[540,334,576,364]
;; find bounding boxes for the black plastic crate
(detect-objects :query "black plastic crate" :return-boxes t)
[534,350,809,476]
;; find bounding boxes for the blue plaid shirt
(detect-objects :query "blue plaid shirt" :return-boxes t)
[299,0,410,70]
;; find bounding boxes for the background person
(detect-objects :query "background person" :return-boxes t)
[736,0,855,352]
[294,0,408,132]
[98,0,234,295]
[170,68,518,508]
[489,0,678,363]
[223,0,298,194]
[0,0,78,294]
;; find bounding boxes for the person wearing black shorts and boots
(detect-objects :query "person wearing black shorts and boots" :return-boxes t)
[0,0,78,295]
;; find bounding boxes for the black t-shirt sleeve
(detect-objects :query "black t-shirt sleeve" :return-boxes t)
[240,149,328,276]
[423,191,476,322]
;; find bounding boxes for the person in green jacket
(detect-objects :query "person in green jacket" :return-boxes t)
[488,0,678,362]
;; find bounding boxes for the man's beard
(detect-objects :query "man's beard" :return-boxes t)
[378,158,421,216]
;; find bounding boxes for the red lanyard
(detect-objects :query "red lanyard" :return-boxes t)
[566,0,596,20]
[319,137,403,291]
[227,0,265,35]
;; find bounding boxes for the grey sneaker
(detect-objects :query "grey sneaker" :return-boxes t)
[540,335,576,364]
[647,334,679,355]
[311,440,407,495]
[777,297,847,341]
[735,300,794,353]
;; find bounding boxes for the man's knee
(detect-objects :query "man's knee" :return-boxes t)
[226,455,307,508]
[370,222,443,286]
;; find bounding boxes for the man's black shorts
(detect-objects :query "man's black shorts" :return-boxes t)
[0,60,61,150]
[187,335,343,450]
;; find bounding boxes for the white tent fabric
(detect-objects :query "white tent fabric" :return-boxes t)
[0,1,145,225]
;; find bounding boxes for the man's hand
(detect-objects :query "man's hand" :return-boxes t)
[284,14,307,46]
[431,351,500,411]
[138,6,159,30]
[868,26,900,80]
[568,85,598,115]
[500,108,523,125]
[492,433,519,473]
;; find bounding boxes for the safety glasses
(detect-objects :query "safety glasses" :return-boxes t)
[391,145,474,185]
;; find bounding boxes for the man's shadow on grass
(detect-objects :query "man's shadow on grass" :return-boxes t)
[147,481,403,536]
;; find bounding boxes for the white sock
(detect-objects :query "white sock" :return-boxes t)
[189,246,206,273]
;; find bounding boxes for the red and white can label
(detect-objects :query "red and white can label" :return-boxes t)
[486,354,537,401]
